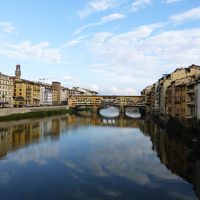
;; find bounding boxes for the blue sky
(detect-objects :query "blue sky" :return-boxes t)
[0,0,200,95]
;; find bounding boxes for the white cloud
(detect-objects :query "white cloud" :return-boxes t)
[74,13,126,35]
[101,13,126,23]
[110,86,135,95]
[0,41,62,63]
[170,6,200,23]
[131,0,152,11]
[65,35,89,47]
[78,0,117,19]
[83,24,200,94]
[60,75,75,81]
[90,84,100,91]
[0,22,16,34]
[164,0,182,3]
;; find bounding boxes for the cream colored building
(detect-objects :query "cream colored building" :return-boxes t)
[0,72,13,108]
[158,64,200,114]
[40,84,53,106]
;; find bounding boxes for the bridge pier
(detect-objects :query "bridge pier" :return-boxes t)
[92,105,101,114]
[119,105,125,118]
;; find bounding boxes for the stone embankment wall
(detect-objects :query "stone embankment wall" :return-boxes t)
[0,106,68,117]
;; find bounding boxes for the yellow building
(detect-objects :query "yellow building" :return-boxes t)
[166,75,200,119]
[13,79,41,107]
[51,81,61,105]
[12,65,41,107]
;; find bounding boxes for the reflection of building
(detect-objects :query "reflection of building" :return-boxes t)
[0,128,12,158]
[194,160,200,198]
[0,118,59,159]
[0,114,144,160]
[0,72,13,108]
[147,120,200,198]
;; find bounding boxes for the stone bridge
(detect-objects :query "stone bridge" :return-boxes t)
[68,95,145,117]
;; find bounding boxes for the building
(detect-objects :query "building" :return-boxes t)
[68,96,102,108]
[67,88,85,97]
[0,72,13,108]
[60,87,69,105]
[40,84,53,106]
[12,64,41,107]
[143,64,200,118]
[141,85,154,113]
[51,82,61,105]
[166,75,200,120]
[13,79,41,107]
[197,80,200,119]
[72,87,98,96]
[157,76,171,114]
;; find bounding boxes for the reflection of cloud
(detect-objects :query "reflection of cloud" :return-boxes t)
[8,143,59,165]
[0,172,10,185]
[169,191,196,200]
[79,128,179,186]
[64,160,83,173]
[103,189,122,197]
[0,116,197,199]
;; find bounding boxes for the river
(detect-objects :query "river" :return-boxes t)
[0,110,199,200]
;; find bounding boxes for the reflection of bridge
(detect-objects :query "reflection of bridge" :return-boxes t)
[67,114,144,128]
[68,96,145,116]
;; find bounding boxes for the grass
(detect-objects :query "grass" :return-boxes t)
[0,108,75,121]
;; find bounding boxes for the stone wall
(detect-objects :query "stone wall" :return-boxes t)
[0,106,67,117]
[197,82,200,119]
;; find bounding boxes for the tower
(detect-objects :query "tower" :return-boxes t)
[15,64,21,79]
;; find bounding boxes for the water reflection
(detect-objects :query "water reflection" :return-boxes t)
[0,114,199,200]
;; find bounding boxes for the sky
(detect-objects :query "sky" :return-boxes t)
[0,0,200,95]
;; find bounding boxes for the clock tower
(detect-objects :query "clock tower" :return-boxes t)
[15,64,21,79]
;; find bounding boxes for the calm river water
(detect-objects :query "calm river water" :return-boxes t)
[0,110,199,200]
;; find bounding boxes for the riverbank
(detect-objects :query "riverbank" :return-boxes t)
[150,112,200,135]
[0,106,74,121]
